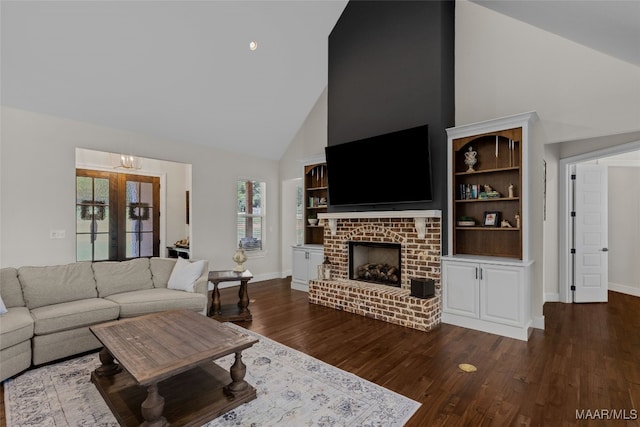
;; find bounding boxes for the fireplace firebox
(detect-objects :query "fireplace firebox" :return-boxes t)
[348,241,401,287]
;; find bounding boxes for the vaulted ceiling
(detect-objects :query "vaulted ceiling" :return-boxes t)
[2,1,638,160]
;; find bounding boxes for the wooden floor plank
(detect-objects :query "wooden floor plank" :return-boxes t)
[2,277,639,427]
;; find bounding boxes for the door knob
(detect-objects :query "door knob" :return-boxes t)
[602,248,609,252]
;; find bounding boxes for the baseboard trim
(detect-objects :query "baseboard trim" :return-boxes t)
[609,283,640,298]
[532,315,545,331]
[544,293,560,302]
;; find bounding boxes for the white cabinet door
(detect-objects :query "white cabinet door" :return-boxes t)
[291,246,324,292]
[308,250,324,281]
[480,265,523,326]
[292,248,309,283]
[443,260,479,318]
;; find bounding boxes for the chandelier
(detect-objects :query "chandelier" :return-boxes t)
[112,154,142,170]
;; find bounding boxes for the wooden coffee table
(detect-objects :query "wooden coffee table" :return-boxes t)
[90,310,258,427]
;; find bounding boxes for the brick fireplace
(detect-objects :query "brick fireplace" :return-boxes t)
[309,210,442,332]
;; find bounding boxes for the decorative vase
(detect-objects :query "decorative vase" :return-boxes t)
[464,146,478,172]
[232,241,248,272]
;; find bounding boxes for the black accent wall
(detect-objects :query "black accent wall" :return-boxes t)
[327,0,454,248]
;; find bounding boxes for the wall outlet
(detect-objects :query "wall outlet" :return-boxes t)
[50,230,66,239]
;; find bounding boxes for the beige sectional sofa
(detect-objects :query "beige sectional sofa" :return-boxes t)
[0,257,209,382]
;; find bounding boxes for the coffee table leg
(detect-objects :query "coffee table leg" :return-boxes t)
[141,383,168,427]
[95,347,121,377]
[224,351,248,398]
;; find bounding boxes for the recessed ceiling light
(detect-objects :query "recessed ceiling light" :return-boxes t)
[249,41,258,51]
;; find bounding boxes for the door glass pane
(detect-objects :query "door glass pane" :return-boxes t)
[126,181,152,205]
[126,207,152,232]
[126,232,150,258]
[76,234,92,262]
[93,234,110,261]
[140,232,153,257]
[77,205,110,233]
[76,233,109,261]
[139,182,153,205]
[126,181,138,204]
[76,177,92,203]
[126,233,136,258]
[94,178,109,204]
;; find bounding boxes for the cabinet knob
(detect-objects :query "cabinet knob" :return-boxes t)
[602,248,609,252]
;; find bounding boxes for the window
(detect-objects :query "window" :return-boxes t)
[237,180,266,252]
[76,169,160,261]
[295,184,304,245]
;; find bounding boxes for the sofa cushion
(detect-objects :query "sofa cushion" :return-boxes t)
[105,288,207,318]
[0,296,6,314]
[93,258,153,298]
[18,263,97,309]
[32,328,102,366]
[1,267,26,308]
[168,258,206,292]
[30,298,120,335]
[150,257,177,288]
[0,340,31,381]
[0,307,34,350]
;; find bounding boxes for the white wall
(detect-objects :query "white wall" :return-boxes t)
[279,88,328,181]
[1,107,281,282]
[607,166,640,295]
[455,0,640,323]
[279,87,328,274]
[543,143,560,302]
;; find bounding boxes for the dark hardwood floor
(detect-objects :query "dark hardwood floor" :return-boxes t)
[2,277,639,426]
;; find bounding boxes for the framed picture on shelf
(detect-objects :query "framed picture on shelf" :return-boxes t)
[483,211,500,227]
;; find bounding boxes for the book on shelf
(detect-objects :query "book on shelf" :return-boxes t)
[459,184,481,200]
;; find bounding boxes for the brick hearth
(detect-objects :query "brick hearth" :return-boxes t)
[308,212,442,332]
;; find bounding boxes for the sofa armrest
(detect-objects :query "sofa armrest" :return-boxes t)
[194,276,208,295]
[193,260,209,296]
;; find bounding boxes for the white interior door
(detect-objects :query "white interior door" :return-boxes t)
[574,164,608,303]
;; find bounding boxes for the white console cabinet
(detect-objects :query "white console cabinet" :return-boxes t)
[442,257,532,340]
[291,245,324,292]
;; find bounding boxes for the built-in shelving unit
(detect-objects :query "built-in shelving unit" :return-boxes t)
[442,112,538,341]
[304,162,327,245]
[291,157,327,292]
[451,127,524,259]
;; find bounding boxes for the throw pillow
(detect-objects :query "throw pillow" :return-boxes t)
[167,258,206,292]
[0,295,7,314]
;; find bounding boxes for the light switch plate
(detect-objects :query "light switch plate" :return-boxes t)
[50,230,66,239]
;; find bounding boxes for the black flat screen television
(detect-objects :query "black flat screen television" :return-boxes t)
[325,124,433,207]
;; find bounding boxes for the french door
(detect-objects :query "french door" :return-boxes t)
[76,169,160,261]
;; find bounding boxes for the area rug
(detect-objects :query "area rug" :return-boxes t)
[4,323,420,426]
